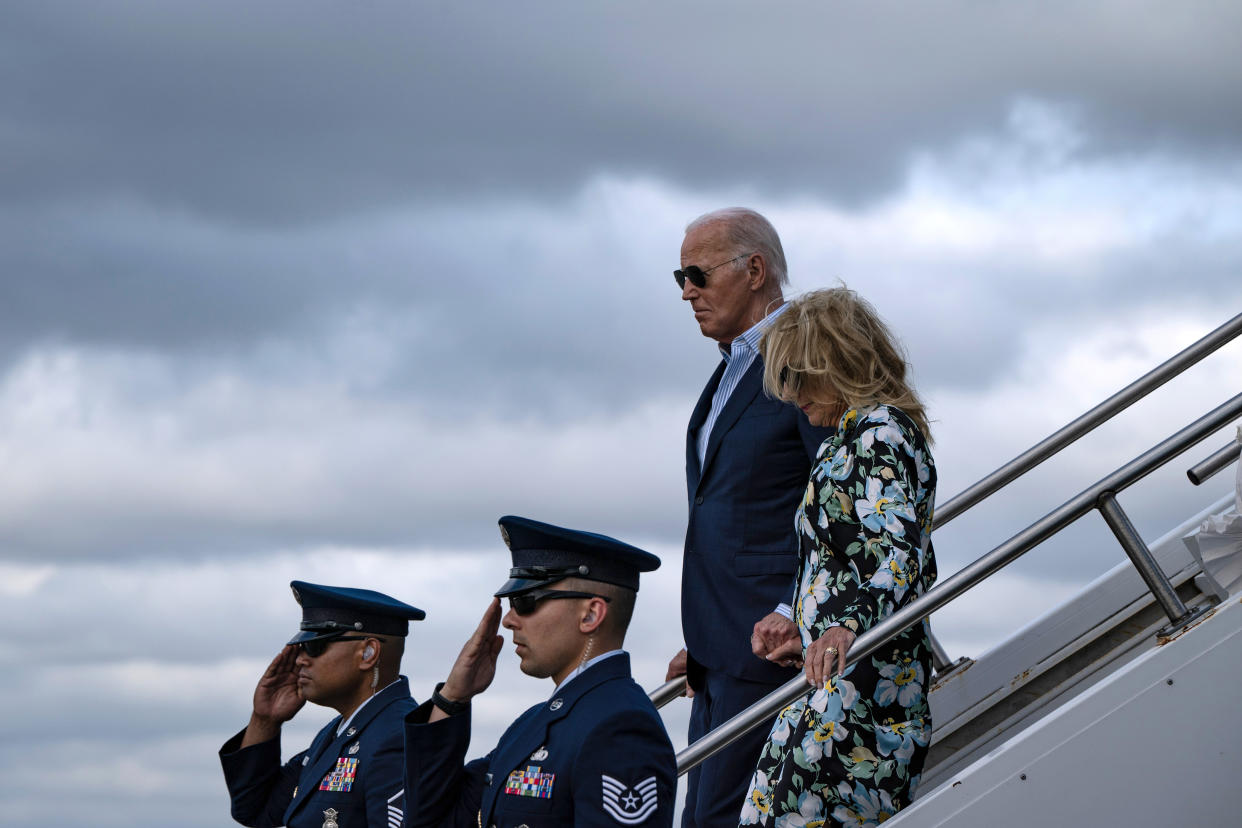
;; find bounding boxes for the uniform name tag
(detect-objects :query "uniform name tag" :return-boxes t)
[319,757,359,792]
[503,765,555,799]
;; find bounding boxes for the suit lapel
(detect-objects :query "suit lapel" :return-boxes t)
[698,359,764,485]
[481,655,631,824]
[686,360,726,491]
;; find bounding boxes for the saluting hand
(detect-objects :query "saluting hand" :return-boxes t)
[253,645,306,722]
[437,598,505,710]
[242,645,305,747]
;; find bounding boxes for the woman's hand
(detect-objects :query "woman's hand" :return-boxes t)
[804,626,856,688]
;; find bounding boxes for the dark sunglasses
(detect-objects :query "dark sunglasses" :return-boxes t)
[674,253,749,289]
[507,589,611,617]
[777,366,802,393]
[297,634,386,659]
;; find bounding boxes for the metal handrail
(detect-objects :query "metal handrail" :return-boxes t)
[649,677,685,708]
[674,391,1242,774]
[1187,438,1241,486]
[933,312,1242,527]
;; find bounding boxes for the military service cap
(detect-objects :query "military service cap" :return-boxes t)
[287,581,426,645]
[493,515,661,596]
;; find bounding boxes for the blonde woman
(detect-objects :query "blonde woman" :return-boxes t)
[740,287,937,827]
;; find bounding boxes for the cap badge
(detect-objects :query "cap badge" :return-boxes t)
[500,525,512,549]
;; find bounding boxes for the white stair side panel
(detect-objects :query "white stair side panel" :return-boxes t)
[930,492,1233,737]
[889,594,1242,827]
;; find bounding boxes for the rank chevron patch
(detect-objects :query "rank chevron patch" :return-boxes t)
[386,788,404,828]
[601,774,658,824]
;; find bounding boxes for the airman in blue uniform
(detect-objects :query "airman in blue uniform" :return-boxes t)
[220,581,425,828]
[404,516,677,828]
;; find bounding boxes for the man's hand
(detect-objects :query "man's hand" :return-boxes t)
[242,645,305,747]
[751,612,802,667]
[664,648,694,699]
[431,598,505,722]
[804,627,857,688]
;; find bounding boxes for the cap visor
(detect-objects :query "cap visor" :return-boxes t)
[493,577,558,597]
[286,630,342,646]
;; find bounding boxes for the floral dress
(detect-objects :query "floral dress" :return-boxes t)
[739,405,937,828]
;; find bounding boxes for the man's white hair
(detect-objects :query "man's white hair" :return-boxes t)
[686,207,789,289]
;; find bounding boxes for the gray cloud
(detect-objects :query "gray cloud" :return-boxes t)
[4,1,1240,225]
[2,4,1241,825]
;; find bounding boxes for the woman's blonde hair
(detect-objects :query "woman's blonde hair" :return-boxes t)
[760,287,931,442]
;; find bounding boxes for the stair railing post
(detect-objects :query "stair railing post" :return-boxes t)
[1096,492,1207,636]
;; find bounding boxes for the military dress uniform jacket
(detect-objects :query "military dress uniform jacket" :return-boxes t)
[220,676,417,828]
[404,653,676,828]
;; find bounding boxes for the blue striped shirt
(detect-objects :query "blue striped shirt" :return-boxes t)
[696,302,789,467]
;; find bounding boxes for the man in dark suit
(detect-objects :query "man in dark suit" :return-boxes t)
[220,581,424,828]
[666,208,834,827]
[404,515,677,827]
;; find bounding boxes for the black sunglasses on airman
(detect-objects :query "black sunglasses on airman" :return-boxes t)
[297,634,386,659]
[508,589,612,617]
[674,253,749,289]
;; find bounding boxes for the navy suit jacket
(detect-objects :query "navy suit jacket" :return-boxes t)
[683,357,833,683]
[404,653,676,828]
[220,676,416,828]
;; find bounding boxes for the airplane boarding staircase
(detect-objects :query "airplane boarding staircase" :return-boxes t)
[649,311,1242,825]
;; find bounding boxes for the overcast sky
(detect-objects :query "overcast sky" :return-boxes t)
[2,2,1240,826]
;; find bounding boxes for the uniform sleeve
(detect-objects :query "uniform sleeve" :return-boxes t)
[814,412,928,636]
[403,701,489,828]
[571,711,676,828]
[364,721,410,828]
[219,728,303,828]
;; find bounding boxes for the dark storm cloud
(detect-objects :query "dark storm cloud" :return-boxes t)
[0,188,721,417]
[2,0,1239,409]
[3,1,1240,226]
